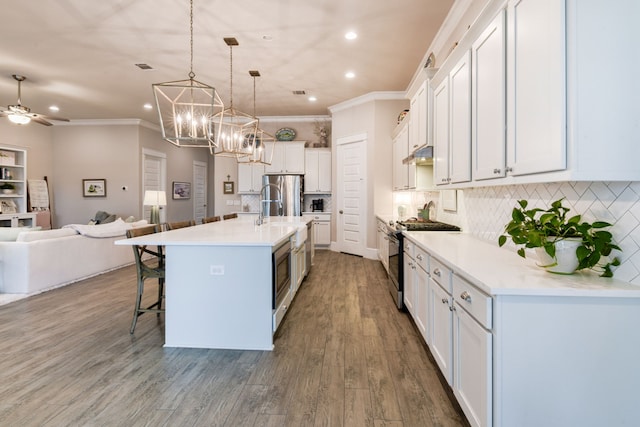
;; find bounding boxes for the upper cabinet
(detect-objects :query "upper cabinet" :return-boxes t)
[472,10,507,181]
[305,148,331,194]
[392,120,410,190]
[429,0,640,188]
[434,51,472,186]
[409,81,429,150]
[506,0,566,176]
[238,162,265,194]
[265,141,305,175]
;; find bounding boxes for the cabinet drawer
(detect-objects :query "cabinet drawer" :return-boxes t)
[414,245,429,272]
[453,274,492,329]
[403,239,415,259]
[430,256,451,293]
[273,290,292,332]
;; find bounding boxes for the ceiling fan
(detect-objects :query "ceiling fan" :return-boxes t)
[0,74,69,126]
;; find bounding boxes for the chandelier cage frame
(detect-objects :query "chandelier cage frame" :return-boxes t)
[152,0,224,152]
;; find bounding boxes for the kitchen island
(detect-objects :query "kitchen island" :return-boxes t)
[116,215,312,350]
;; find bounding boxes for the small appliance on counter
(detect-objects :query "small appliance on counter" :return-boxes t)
[312,199,324,212]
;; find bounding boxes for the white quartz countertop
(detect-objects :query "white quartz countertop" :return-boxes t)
[405,232,640,298]
[115,215,312,248]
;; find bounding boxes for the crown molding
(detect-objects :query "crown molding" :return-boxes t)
[328,91,406,114]
[258,115,331,123]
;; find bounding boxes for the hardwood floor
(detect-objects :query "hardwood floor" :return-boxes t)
[0,250,467,426]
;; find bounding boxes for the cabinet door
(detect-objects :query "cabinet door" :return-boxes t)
[507,0,566,176]
[304,150,319,191]
[453,303,492,427]
[403,253,415,315]
[317,150,332,192]
[433,79,450,186]
[472,10,506,181]
[415,265,429,343]
[449,51,472,184]
[314,221,330,246]
[429,279,453,384]
[284,142,305,174]
[265,142,285,173]
[392,125,409,190]
[238,163,264,193]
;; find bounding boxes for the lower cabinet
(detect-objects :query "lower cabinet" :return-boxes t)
[291,243,305,298]
[376,219,389,273]
[404,235,491,427]
[453,300,492,427]
[310,213,331,247]
[429,277,453,384]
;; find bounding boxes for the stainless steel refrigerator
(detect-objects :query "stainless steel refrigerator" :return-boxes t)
[261,174,303,217]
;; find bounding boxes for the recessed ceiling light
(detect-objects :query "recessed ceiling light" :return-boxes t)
[345,71,356,79]
[49,105,59,112]
[345,31,357,40]
[143,103,153,110]
[308,96,317,102]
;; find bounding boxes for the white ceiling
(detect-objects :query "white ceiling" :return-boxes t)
[0,0,454,123]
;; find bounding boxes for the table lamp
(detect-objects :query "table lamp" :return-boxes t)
[143,190,167,224]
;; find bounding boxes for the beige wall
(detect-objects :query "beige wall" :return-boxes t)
[51,124,140,226]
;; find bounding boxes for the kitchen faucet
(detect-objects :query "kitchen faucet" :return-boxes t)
[256,183,283,225]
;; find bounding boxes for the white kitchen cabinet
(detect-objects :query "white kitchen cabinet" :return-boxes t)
[409,81,429,150]
[265,141,305,174]
[310,213,330,247]
[414,248,429,342]
[291,243,306,298]
[472,10,507,181]
[304,148,331,193]
[392,120,409,190]
[452,274,492,427]
[433,51,471,187]
[403,239,415,315]
[237,163,265,194]
[507,0,566,177]
[429,272,453,385]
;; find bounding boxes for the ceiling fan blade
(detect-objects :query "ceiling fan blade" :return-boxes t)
[30,116,53,126]
[31,112,69,122]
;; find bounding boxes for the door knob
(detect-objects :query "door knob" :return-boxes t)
[339,210,344,214]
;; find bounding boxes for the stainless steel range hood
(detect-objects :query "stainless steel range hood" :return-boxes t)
[403,145,434,165]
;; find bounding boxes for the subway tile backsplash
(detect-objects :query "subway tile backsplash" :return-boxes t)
[460,181,640,285]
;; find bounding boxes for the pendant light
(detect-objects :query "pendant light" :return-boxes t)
[237,70,275,165]
[213,38,260,158]
[152,0,224,152]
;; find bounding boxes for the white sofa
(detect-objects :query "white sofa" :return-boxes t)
[0,219,146,295]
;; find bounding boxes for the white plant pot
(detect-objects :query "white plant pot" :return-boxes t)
[2,189,14,194]
[534,238,582,274]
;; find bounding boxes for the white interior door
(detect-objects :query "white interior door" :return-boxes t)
[142,148,167,223]
[336,134,367,256]
[193,160,207,223]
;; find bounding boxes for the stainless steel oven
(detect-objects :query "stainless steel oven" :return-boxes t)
[273,240,292,309]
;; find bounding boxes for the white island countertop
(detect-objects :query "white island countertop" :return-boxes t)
[405,232,640,298]
[116,215,312,248]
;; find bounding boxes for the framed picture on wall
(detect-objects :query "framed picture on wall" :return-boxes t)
[223,181,234,194]
[82,179,106,197]
[172,181,191,199]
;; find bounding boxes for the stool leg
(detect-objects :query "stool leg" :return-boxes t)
[157,278,164,316]
[130,277,144,334]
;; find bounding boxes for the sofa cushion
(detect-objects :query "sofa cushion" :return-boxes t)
[16,227,76,243]
[0,226,41,242]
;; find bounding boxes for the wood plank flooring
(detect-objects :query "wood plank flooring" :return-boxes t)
[0,250,468,426]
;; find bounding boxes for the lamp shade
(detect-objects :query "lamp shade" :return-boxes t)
[143,190,167,206]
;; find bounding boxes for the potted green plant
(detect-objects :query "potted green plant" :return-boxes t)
[498,198,621,277]
[0,182,15,194]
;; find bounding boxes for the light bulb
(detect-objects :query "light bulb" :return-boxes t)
[8,114,31,125]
